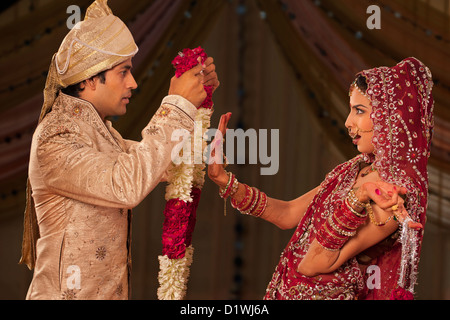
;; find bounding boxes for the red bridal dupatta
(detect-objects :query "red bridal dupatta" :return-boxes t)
[264,57,434,300]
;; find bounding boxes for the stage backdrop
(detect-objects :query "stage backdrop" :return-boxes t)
[0,0,449,299]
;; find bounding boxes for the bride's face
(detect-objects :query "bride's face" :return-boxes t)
[345,88,375,154]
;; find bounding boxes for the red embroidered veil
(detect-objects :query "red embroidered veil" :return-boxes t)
[264,57,434,300]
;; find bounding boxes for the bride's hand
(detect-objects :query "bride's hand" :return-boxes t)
[391,198,423,230]
[207,112,232,188]
[356,181,423,230]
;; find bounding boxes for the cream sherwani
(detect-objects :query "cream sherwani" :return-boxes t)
[26,92,197,299]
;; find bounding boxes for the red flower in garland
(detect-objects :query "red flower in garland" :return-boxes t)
[162,199,191,259]
[172,46,214,109]
[161,47,212,260]
[185,188,201,247]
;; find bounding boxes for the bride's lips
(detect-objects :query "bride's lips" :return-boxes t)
[352,135,361,144]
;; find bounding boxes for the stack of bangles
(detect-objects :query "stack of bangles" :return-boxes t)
[219,171,267,217]
[316,189,369,251]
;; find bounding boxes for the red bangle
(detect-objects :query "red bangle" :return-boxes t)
[316,200,367,251]
[230,184,267,217]
[240,187,257,212]
[252,191,267,217]
[231,184,252,209]
[316,226,345,251]
[242,188,260,215]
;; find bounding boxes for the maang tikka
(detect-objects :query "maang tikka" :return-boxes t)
[349,79,371,100]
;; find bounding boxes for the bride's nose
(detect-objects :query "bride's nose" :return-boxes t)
[345,114,354,133]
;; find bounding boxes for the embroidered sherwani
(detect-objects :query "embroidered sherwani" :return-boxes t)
[26,92,197,300]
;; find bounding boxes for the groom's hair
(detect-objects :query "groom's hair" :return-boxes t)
[61,69,107,98]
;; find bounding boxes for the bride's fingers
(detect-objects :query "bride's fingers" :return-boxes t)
[218,112,231,135]
[213,113,231,148]
[408,221,423,230]
[209,113,232,166]
[377,181,407,196]
[373,186,399,210]
[393,207,423,230]
[210,137,222,160]
[371,182,422,230]
[393,206,407,221]
[213,115,227,142]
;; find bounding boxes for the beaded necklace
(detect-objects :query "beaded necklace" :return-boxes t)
[360,163,376,177]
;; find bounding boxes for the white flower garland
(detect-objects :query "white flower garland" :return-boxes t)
[157,108,213,300]
[164,158,195,202]
[157,246,194,300]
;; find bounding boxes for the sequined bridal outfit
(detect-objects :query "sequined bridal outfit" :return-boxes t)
[262,57,434,300]
[20,0,199,299]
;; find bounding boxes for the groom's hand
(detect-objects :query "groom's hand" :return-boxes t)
[168,63,206,107]
[201,57,220,92]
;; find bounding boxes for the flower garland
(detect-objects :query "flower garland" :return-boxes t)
[157,47,213,300]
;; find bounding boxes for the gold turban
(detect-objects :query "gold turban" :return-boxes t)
[20,0,138,270]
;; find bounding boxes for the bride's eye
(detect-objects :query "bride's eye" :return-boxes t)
[353,106,364,115]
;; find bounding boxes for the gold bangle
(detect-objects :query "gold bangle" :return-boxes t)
[220,172,239,216]
[322,223,348,241]
[327,215,357,237]
[347,189,368,210]
[229,178,239,198]
[242,188,260,215]
[332,210,359,231]
[344,198,367,218]
[219,171,233,198]
[252,191,267,217]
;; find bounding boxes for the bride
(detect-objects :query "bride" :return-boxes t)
[207,57,433,300]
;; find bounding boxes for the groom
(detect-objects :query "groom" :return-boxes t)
[20,0,219,299]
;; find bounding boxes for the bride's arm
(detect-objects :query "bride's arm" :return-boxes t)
[297,181,419,277]
[261,186,320,230]
[220,181,319,230]
[209,114,320,230]
[298,202,399,276]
